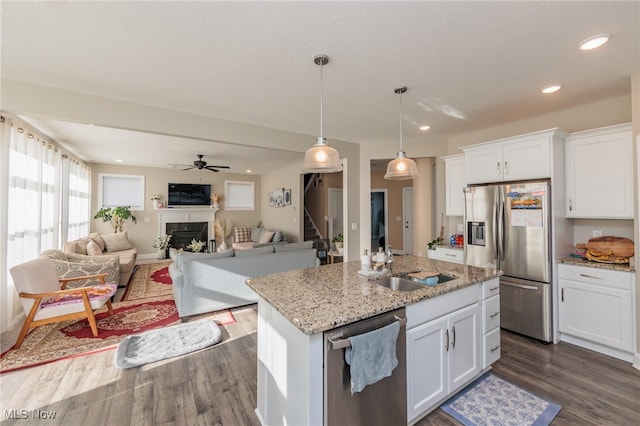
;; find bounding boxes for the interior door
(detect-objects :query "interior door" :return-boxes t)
[403,187,414,254]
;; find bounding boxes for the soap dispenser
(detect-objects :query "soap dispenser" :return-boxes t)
[361,249,371,271]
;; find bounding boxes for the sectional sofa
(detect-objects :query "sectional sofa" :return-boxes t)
[169,241,319,318]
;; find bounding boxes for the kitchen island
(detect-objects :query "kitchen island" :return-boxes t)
[246,255,502,425]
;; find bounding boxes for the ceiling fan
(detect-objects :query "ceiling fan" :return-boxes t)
[170,154,230,172]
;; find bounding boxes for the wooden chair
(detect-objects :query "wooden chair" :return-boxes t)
[10,258,118,349]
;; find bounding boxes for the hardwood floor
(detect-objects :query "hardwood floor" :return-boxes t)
[1,306,639,425]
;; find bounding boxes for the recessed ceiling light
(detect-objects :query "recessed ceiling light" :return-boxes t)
[115,159,123,163]
[579,34,610,50]
[419,125,431,131]
[246,169,252,173]
[541,85,561,94]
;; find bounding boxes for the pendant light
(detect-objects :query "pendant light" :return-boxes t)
[384,86,419,180]
[302,54,343,173]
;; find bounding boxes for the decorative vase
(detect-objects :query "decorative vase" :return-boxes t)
[218,240,227,252]
[157,248,166,260]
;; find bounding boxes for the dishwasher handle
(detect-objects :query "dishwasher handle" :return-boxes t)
[328,315,407,350]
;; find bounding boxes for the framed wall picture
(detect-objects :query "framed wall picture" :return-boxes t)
[284,189,291,205]
[269,188,284,207]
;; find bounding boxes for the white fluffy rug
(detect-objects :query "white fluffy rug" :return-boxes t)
[114,319,222,369]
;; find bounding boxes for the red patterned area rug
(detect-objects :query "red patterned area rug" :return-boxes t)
[0,262,236,373]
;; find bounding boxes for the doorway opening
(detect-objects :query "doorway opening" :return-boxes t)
[370,190,387,252]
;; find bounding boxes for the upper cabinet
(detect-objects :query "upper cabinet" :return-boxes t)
[462,129,566,184]
[565,123,633,219]
[443,154,465,216]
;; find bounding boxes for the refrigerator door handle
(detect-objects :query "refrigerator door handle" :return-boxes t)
[492,199,500,261]
[496,190,506,263]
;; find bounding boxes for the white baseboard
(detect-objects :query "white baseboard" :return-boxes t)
[633,353,640,371]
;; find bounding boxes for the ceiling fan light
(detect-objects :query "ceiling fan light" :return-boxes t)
[302,137,343,173]
[384,151,419,180]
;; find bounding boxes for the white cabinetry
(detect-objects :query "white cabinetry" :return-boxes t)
[443,154,465,216]
[564,123,633,218]
[427,247,464,264]
[480,278,500,368]
[406,285,481,423]
[558,264,636,362]
[462,128,565,184]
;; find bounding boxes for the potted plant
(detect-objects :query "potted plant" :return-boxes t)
[186,239,205,253]
[332,232,344,253]
[153,234,172,259]
[93,206,137,233]
[428,237,443,250]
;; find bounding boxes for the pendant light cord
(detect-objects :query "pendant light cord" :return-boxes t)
[399,89,404,152]
[319,61,324,138]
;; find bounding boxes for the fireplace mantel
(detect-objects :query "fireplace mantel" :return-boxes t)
[157,207,219,244]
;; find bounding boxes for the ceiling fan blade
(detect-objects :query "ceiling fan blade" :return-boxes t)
[207,165,230,169]
[204,166,220,172]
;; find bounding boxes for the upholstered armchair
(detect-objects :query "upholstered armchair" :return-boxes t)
[39,249,120,288]
[10,258,117,349]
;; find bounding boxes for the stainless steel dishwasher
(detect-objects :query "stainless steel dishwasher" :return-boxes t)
[323,307,407,426]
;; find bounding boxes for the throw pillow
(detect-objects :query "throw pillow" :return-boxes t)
[274,241,315,252]
[271,230,284,243]
[234,226,251,243]
[86,240,103,256]
[63,241,77,254]
[74,238,90,255]
[258,230,275,244]
[88,232,106,252]
[250,227,264,243]
[234,245,275,257]
[102,231,133,252]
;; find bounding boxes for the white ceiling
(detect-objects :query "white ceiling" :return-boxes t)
[2,1,639,174]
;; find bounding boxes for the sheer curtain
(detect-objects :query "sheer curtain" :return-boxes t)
[62,155,91,242]
[1,115,73,331]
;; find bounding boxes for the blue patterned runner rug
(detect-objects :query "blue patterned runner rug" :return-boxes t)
[440,372,561,426]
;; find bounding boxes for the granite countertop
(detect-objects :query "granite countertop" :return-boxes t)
[558,256,635,273]
[246,255,501,335]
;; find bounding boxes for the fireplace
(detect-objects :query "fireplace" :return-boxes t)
[166,222,208,250]
[157,208,217,252]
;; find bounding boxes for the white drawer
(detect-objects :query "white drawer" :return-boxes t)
[429,247,464,264]
[482,294,500,333]
[483,327,501,368]
[481,278,500,299]
[558,264,633,290]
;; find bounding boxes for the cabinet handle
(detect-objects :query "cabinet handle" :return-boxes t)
[561,288,564,302]
[490,344,501,352]
[490,311,500,318]
[504,161,508,175]
[497,162,501,175]
[569,197,573,212]
[445,329,450,352]
[452,326,456,349]
[489,285,499,292]
[579,273,603,280]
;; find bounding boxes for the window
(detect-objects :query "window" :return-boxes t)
[99,173,145,211]
[224,180,255,210]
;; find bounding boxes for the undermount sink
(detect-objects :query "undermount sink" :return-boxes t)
[373,273,457,292]
[374,276,425,292]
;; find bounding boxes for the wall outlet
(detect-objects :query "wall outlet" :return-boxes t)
[593,230,602,237]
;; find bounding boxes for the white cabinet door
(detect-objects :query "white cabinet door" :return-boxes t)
[449,304,481,391]
[558,264,635,355]
[406,302,481,423]
[444,154,465,216]
[565,123,633,218]
[464,144,503,184]
[559,277,633,352]
[501,136,551,181]
[406,317,448,423]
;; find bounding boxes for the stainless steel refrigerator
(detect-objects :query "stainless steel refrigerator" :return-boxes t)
[464,181,552,342]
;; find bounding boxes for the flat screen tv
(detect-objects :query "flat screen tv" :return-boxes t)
[168,183,211,207]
